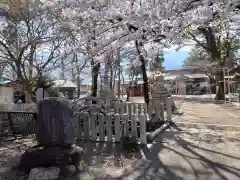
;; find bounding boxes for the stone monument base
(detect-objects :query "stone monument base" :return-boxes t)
[17,144,83,178]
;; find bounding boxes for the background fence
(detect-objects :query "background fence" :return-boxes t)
[0,103,36,112]
[0,111,36,140]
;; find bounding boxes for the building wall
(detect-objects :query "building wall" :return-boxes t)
[0,85,14,102]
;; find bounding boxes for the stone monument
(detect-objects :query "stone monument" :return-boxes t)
[148,75,177,127]
[17,98,83,179]
[152,75,177,110]
[151,75,170,101]
[99,61,116,99]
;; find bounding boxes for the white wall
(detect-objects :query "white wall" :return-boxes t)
[0,86,14,102]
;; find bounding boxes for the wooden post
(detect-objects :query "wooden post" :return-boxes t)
[131,114,138,140]
[128,103,133,115]
[122,114,129,137]
[114,114,121,142]
[106,99,111,112]
[160,102,164,121]
[166,97,172,122]
[139,114,147,144]
[133,104,137,114]
[83,112,90,140]
[73,112,82,139]
[91,113,97,141]
[106,113,112,142]
[98,114,105,141]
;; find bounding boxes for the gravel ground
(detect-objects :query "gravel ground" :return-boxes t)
[1,128,239,180]
[0,138,37,180]
[69,142,141,180]
[0,139,141,180]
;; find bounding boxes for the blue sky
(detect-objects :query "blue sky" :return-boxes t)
[163,49,190,69]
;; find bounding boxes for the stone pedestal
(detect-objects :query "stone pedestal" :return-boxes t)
[18,144,83,173]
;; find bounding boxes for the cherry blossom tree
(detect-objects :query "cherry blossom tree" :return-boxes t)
[181,0,240,100]
[2,0,237,102]
[0,0,72,100]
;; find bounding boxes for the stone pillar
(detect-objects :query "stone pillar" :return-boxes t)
[99,61,115,99]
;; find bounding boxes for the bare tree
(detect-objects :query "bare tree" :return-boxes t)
[0,1,71,100]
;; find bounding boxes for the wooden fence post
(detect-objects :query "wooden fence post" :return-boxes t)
[123,102,128,114]
[98,114,105,142]
[106,113,112,142]
[166,97,172,122]
[106,99,111,112]
[73,113,82,140]
[83,112,90,140]
[114,114,121,142]
[160,102,164,121]
[91,113,97,141]
[128,103,133,115]
[131,114,138,140]
[122,114,129,137]
[139,113,147,144]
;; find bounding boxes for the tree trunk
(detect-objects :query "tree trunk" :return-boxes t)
[27,45,36,101]
[215,71,225,100]
[109,64,113,90]
[15,60,22,80]
[141,62,149,104]
[76,75,80,98]
[126,76,134,101]
[135,41,149,105]
[126,82,131,101]
[91,62,100,97]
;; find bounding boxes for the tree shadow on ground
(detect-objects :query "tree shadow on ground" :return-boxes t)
[1,131,239,180]
[123,130,240,180]
[69,141,142,180]
[183,98,225,104]
[73,129,240,180]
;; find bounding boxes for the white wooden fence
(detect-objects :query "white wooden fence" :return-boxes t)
[72,97,173,144]
[73,112,147,144]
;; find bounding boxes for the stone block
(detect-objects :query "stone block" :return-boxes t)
[27,167,59,180]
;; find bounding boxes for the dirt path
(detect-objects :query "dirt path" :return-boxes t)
[128,96,240,125]
[116,127,240,180]
[174,101,240,126]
